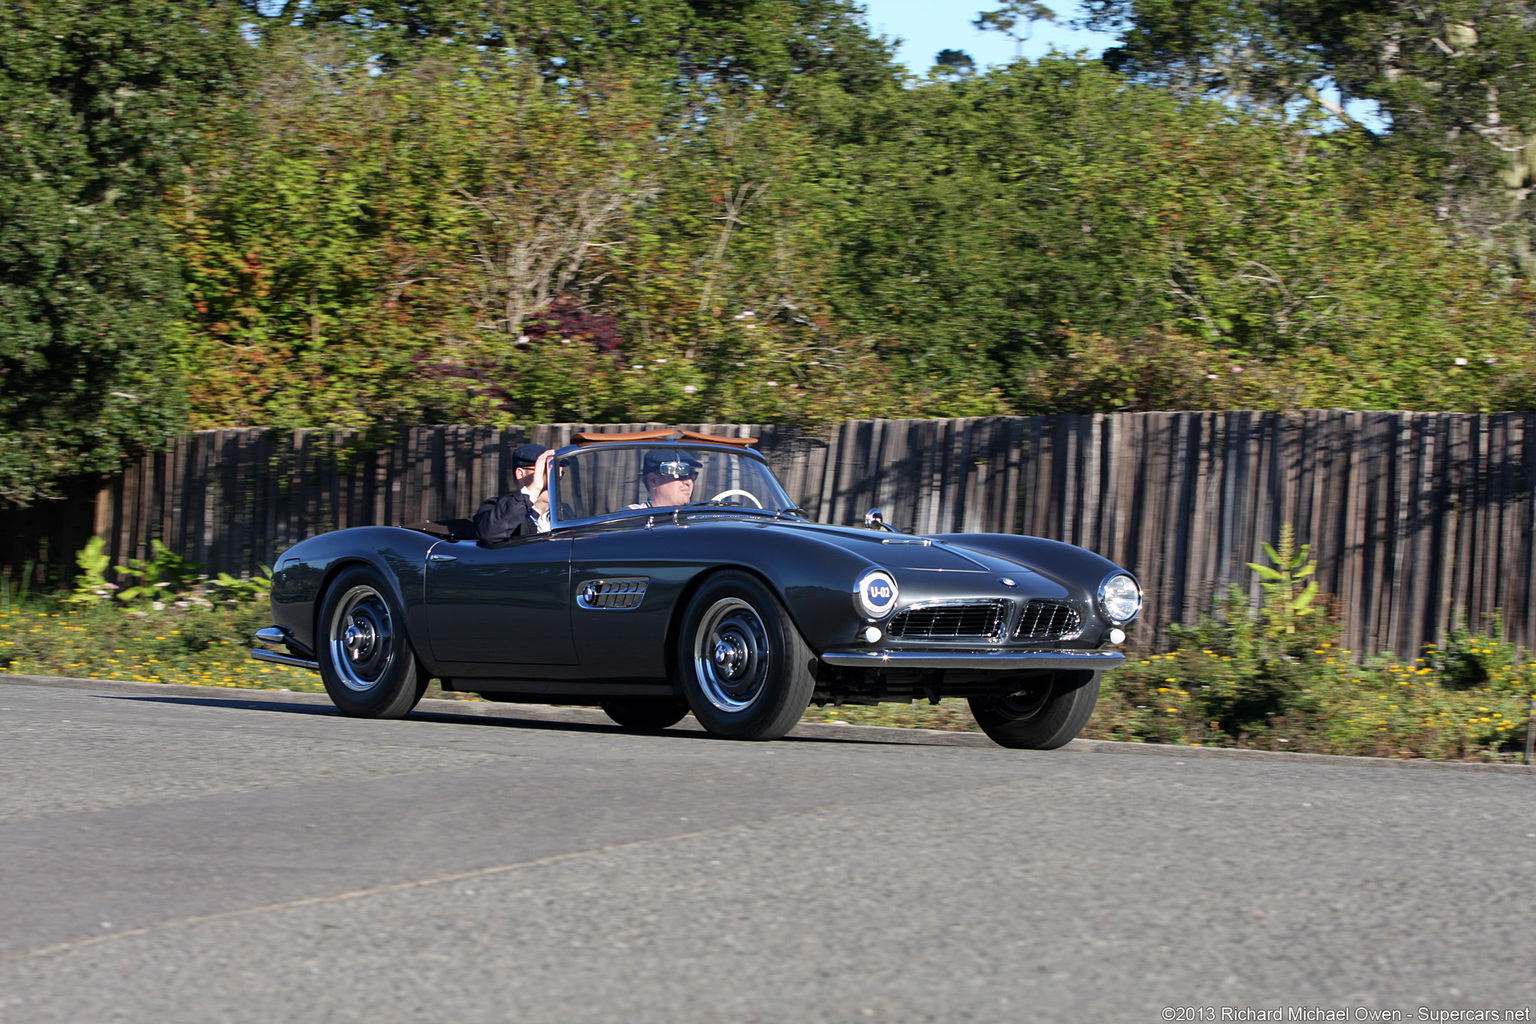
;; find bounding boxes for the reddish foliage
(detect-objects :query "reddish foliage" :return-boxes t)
[521,297,624,358]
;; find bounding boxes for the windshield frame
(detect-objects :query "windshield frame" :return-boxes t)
[546,441,799,530]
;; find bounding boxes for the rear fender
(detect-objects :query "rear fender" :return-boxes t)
[270,528,434,665]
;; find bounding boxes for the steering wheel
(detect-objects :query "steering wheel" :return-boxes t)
[709,488,763,508]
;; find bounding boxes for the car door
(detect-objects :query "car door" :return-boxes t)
[424,535,577,665]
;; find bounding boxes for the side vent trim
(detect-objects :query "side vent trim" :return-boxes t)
[576,577,650,610]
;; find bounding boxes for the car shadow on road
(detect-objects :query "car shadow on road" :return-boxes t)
[93,693,984,748]
[96,693,639,735]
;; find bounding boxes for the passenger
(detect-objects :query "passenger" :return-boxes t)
[473,443,555,542]
[626,449,702,509]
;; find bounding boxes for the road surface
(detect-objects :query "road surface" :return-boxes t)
[1,675,1532,1023]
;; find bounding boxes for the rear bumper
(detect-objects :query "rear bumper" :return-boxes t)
[818,649,1124,671]
[251,626,320,672]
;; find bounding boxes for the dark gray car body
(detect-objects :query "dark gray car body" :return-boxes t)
[258,441,1135,705]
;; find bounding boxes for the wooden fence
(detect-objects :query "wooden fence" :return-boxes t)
[5,411,1536,657]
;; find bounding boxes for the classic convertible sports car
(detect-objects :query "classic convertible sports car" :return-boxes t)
[252,428,1141,748]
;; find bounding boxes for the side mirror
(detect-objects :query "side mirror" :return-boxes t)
[864,508,895,532]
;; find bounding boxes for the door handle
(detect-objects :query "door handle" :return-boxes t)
[428,553,458,563]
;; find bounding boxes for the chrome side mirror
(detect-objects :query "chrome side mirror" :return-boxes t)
[864,508,895,532]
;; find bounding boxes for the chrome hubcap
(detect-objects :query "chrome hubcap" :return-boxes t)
[713,636,748,676]
[694,597,771,713]
[327,585,395,693]
[344,622,375,656]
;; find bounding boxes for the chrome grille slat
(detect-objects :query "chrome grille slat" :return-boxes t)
[888,600,1008,642]
[576,577,649,610]
[1014,600,1081,640]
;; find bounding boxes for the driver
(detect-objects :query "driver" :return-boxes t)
[626,449,702,509]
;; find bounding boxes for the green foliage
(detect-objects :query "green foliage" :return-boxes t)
[1097,525,1339,743]
[1435,612,1518,689]
[818,57,1536,414]
[1086,528,1535,760]
[975,3,1059,42]
[1092,637,1536,760]
[1247,522,1318,639]
[1077,1,1536,274]
[0,560,34,616]
[0,591,315,690]
[235,0,901,110]
[214,568,274,604]
[0,0,249,507]
[113,541,202,605]
[12,1,1536,512]
[67,537,113,603]
[69,536,269,607]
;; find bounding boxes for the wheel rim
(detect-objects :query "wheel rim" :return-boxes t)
[692,597,772,713]
[327,584,396,693]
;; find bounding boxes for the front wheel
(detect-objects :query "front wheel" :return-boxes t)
[317,565,428,719]
[676,571,815,740]
[968,671,1101,749]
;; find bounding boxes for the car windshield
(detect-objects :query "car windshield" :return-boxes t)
[551,445,799,523]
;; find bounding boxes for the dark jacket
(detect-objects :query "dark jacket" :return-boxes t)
[472,491,540,544]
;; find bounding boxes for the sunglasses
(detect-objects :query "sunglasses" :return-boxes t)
[653,461,698,480]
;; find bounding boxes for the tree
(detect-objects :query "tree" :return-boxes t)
[235,0,902,108]
[0,0,248,506]
[1064,1,1536,273]
[173,5,911,429]
[934,49,978,77]
[974,1,1059,45]
[824,56,1536,412]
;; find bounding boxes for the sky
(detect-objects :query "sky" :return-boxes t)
[855,1,1116,76]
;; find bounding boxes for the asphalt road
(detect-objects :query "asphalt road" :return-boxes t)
[0,675,1532,1024]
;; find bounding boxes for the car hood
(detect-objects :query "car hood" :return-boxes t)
[768,521,1036,575]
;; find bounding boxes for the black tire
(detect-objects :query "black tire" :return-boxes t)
[317,565,428,719]
[601,699,690,731]
[675,571,815,740]
[968,671,1102,750]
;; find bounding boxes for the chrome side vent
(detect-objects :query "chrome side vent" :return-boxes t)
[576,577,649,610]
[888,600,1009,642]
[1014,600,1082,640]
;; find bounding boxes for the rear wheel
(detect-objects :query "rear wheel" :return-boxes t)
[676,571,815,740]
[317,566,427,719]
[968,671,1101,750]
[601,699,690,731]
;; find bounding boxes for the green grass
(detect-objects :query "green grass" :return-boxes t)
[0,598,325,692]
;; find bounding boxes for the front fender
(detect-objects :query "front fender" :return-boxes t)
[665,521,902,653]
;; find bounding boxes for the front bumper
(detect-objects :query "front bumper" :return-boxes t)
[818,649,1124,671]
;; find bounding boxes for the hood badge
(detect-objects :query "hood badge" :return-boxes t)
[999,578,1017,588]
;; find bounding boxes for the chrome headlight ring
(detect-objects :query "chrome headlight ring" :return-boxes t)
[1098,572,1142,625]
[853,569,899,621]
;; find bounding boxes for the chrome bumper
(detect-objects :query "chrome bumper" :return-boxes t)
[250,648,320,672]
[818,649,1125,671]
[251,626,319,672]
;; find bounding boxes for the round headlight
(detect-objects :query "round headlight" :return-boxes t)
[1099,573,1142,625]
[854,570,899,620]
